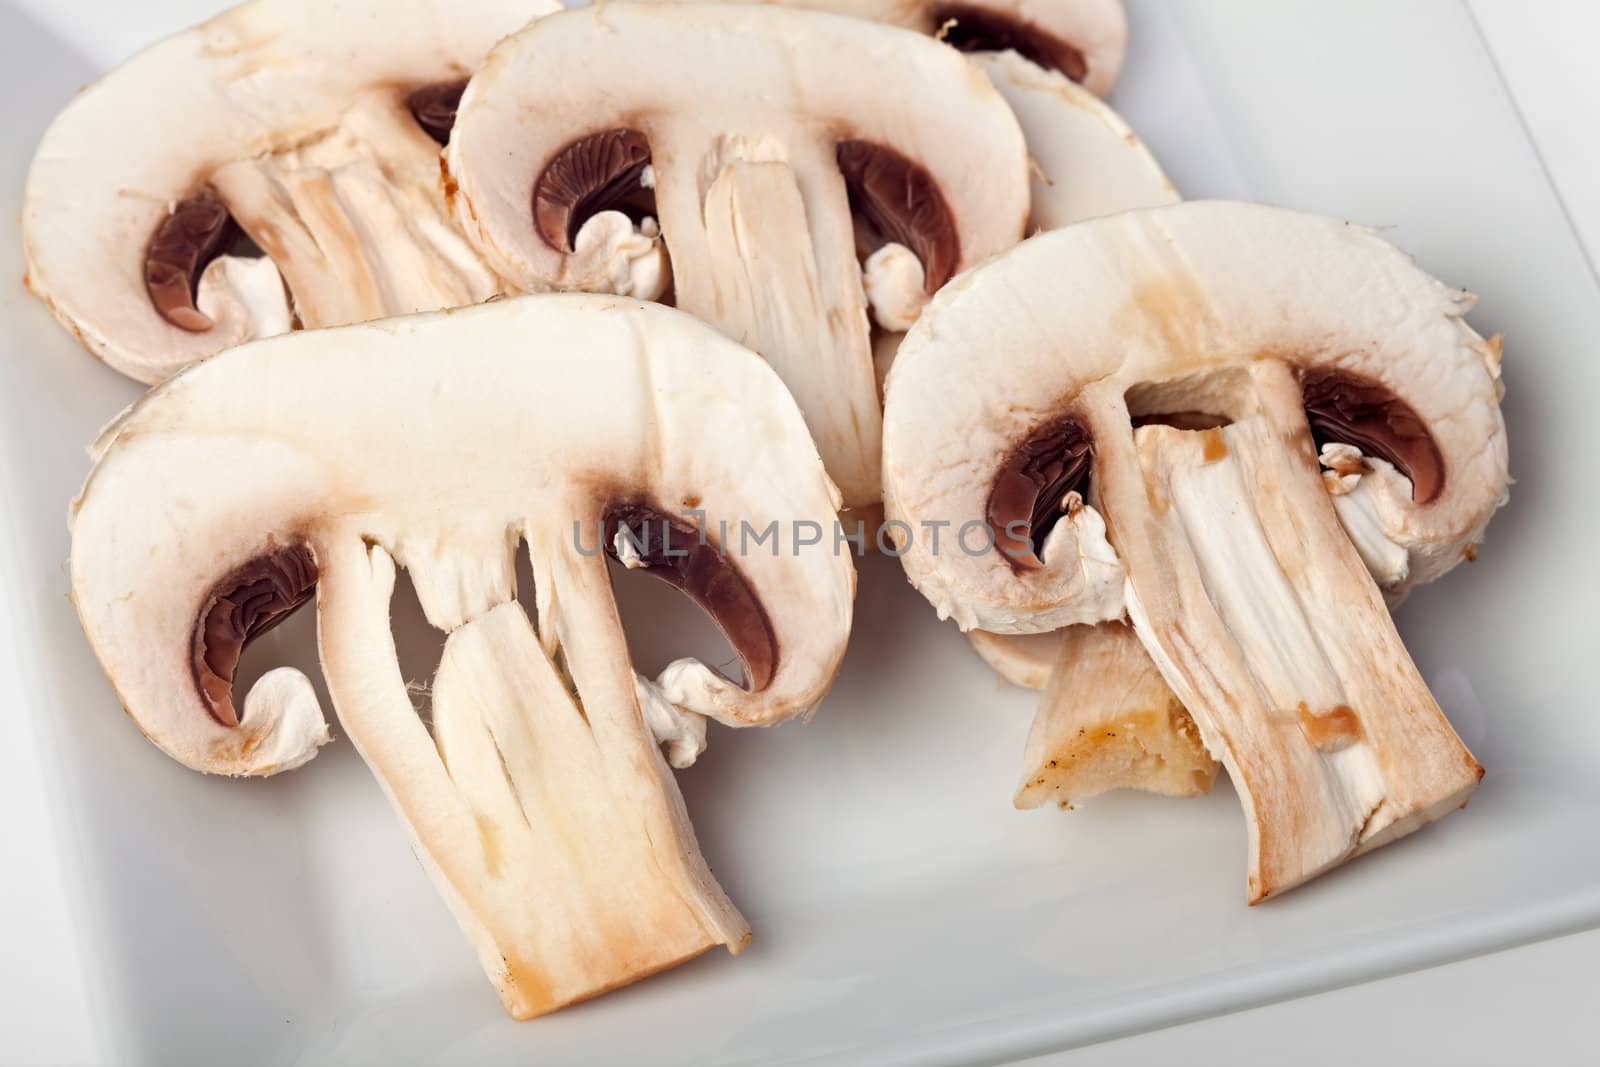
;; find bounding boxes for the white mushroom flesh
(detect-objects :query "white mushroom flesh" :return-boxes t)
[1016,621,1215,809]
[210,88,500,330]
[1119,393,1478,899]
[670,0,1130,95]
[446,4,1032,510]
[23,0,552,383]
[70,295,855,1017]
[884,202,1508,900]
[194,253,293,342]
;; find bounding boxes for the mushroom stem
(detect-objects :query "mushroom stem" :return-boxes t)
[317,535,748,1020]
[659,141,882,509]
[1015,621,1215,809]
[210,89,500,329]
[1097,363,1482,902]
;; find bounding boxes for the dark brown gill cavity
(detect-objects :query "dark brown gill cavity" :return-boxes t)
[533,129,654,252]
[837,140,960,293]
[933,4,1089,84]
[1301,367,1445,504]
[603,504,777,691]
[145,193,241,332]
[407,78,470,145]
[192,543,318,727]
[987,415,1093,568]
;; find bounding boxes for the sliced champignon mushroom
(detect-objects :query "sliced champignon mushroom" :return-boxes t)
[445,3,1030,510]
[70,295,854,1018]
[23,0,555,385]
[657,0,1127,95]
[883,202,1508,901]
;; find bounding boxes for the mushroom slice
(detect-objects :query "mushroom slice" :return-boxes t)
[1015,622,1216,808]
[446,3,1030,510]
[657,0,1128,95]
[978,51,1176,230]
[872,48,1177,392]
[70,295,854,1018]
[23,0,556,384]
[883,202,1508,901]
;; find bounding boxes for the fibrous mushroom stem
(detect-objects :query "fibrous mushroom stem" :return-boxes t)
[210,88,499,330]
[664,143,883,508]
[1015,621,1215,809]
[317,536,749,1021]
[1099,363,1482,902]
[431,603,733,1016]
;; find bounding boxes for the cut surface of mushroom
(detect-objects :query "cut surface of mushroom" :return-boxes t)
[883,202,1508,900]
[873,49,1178,391]
[71,295,854,1017]
[665,0,1128,95]
[23,0,552,384]
[941,49,1177,700]
[1015,622,1215,808]
[446,3,1030,509]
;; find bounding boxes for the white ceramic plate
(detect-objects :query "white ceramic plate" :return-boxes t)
[3,1,1597,1064]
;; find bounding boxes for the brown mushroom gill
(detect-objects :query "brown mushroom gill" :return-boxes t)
[533,129,654,253]
[932,4,1089,85]
[1301,367,1445,504]
[407,79,470,146]
[986,372,1446,576]
[986,415,1093,568]
[603,503,777,691]
[145,192,241,332]
[836,140,960,293]
[191,543,318,728]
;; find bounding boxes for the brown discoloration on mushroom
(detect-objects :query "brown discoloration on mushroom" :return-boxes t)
[933,3,1088,84]
[191,541,317,728]
[603,502,777,690]
[836,140,960,292]
[1302,366,1445,504]
[986,414,1093,568]
[145,192,241,332]
[1297,700,1363,752]
[533,129,653,252]
[501,937,721,1022]
[475,811,505,879]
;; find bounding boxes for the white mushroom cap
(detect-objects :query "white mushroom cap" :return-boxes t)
[875,49,1177,388]
[23,0,554,384]
[884,202,1508,634]
[73,295,854,1015]
[979,51,1177,231]
[72,295,853,776]
[446,2,1030,509]
[663,0,1128,95]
